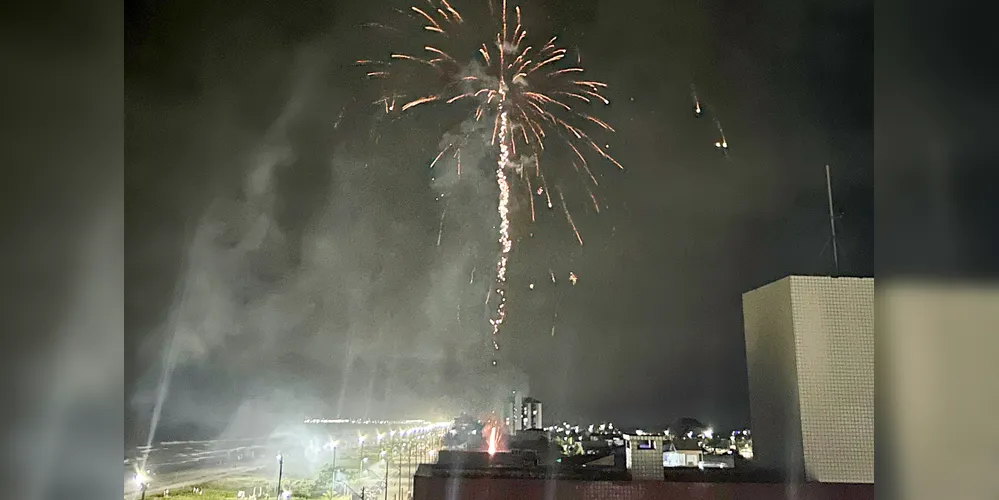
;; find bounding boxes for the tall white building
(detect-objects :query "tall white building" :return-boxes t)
[743,275,874,484]
[504,391,522,433]
[520,397,543,430]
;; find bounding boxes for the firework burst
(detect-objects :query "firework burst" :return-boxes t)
[361,0,621,362]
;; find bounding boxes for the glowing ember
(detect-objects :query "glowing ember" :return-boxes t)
[487,427,498,456]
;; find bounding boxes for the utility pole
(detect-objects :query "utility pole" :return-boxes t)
[276,454,284,500]
[332,444,337,495]
[825,164,840,275]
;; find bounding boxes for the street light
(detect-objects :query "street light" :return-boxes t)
[359,435,367,471]
[330,441,339,496]
[276,454,284,499]
[133,472,149,500]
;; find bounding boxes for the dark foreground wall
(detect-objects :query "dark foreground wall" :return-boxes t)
[414,477,874,500]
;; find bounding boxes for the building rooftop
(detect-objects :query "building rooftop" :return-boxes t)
[424,451,794,484]
[668,438,703,452]
[415,461,631,482]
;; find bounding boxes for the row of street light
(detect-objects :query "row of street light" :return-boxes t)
[270,427,445,500]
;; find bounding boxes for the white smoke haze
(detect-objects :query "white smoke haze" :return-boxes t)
[130,42,530,446]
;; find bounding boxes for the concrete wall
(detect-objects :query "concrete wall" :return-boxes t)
[414,477,874,500]
[743,277,804,478]
[743,276,874,484]
[624,436,665,479]
[788,276,874,483]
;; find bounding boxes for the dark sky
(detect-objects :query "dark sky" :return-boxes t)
[125,0,871,445]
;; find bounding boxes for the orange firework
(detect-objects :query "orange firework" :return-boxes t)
[361,0,621,359]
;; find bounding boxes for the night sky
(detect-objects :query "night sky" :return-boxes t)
[125,0,872,445]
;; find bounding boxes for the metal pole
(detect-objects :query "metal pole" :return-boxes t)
[825,164,839,274]
[139,483,147,500]
[361,487,365,500]
[398,455,403,500]
[384,458,389,500]
[332,446,338,496]
[276,456,284,499]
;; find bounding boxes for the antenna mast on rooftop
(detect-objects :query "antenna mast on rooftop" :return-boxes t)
[825,164,840,275]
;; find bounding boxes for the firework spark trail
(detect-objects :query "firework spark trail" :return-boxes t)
[489,98,512,355]
[713,117,728,147]
[527,175,535,222]
[430,145,449,168]
[587,187,600,213]
[437,206,447,246]
[557,188,583,245]
[363,0,623,362]
[540,173,553,208]
[551,289,561,337]
[691,83,702,116]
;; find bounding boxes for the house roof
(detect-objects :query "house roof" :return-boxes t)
[669,438,703,452]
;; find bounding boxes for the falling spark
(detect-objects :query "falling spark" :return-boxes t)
[430,146,449,168]
[436,207,447,247]
[713,117,729,151]
[569,272,577,285]
[541,173,553,208]
[691,84,703,117]
[401,95,438,111]
[588,188,600,213]
[526,175,535,222]
[558,188,583,245]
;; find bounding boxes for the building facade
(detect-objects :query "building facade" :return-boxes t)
[520,397,543,430]
[743,275,874,483]
[624,434,666,479]
[414,467,874,500]
[503,392,522,433]
[663,438,702,468]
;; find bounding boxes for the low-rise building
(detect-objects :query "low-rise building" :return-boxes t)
[623,433,666,479]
